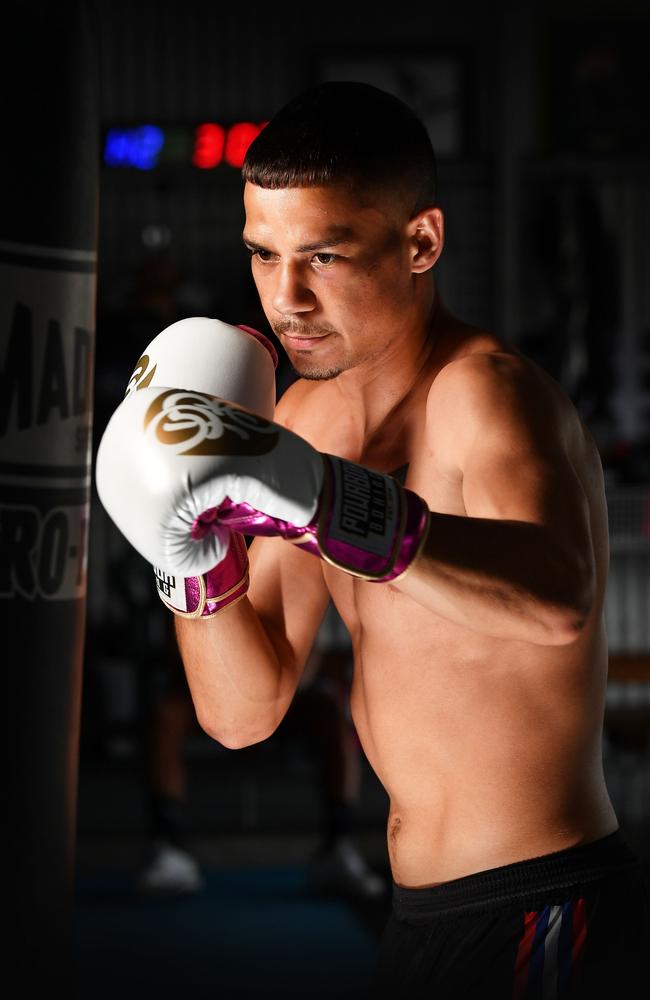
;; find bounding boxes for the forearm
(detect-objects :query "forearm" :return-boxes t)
[174,595,299,748]
[394,512,594,644]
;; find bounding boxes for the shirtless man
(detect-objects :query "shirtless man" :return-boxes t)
[97,82,649,997]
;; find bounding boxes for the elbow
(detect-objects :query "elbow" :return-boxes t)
[530,607,587,646]
[196,713,277,750]
[219,728,276,750]
[546,611,589,646]
[543,571,596,646]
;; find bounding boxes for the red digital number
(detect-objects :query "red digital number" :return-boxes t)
[193,123,225,168]
[224,122,267,168]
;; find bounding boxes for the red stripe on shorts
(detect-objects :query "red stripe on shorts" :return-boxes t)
[571,897,587,988]
[512,909,538,999]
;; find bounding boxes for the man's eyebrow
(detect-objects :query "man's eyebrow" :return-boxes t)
[242,227,357,254]
[294,236,356,253]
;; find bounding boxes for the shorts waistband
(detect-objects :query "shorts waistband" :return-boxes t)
[391,830,640,921]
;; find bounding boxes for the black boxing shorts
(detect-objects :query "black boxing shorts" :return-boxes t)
[367,829,649,999]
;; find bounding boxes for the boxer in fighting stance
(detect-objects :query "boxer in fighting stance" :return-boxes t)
[97,83,649,997]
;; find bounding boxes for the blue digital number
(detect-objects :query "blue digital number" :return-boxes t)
[103,125,165,169]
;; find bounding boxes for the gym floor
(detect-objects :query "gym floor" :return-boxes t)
[74,731,392,999]
[73,724,650,1000]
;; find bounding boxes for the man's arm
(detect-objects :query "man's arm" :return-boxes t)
[175,381,331,748]
[175,536,330,748]
[394,353,597,645]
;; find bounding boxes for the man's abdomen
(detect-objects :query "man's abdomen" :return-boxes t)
[349,616,617,888]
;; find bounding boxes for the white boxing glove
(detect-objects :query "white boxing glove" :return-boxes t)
[98,316,279,616]
[124,316,278,419]
[96,387,429,585]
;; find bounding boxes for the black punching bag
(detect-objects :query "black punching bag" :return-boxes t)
[1,1,98,992]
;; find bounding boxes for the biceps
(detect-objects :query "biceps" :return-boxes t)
[247,534,331,675]
[462,448,593,559]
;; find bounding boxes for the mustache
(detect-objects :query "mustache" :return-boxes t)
[273,320,337,340]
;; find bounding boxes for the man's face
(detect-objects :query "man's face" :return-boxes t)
[242,181,420,380]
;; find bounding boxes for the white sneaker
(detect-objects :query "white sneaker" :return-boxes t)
[306,837,387,900]
[136,841,205,895]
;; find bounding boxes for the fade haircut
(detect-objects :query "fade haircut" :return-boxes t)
[242,81,437,216]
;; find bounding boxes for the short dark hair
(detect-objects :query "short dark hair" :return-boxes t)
[242,81,437,214]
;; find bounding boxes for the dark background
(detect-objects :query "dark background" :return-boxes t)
[67,0,650,995]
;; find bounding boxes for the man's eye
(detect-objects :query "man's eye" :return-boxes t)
[253,249,273,262]
[313,252,337,265]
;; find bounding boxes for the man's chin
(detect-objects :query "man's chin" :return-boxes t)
[292,364,342,381]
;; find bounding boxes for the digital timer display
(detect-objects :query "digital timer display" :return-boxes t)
[103,121,267,170]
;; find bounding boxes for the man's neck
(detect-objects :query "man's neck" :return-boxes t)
[332,294,463,438]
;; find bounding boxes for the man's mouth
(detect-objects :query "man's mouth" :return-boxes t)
[280,331,332,349]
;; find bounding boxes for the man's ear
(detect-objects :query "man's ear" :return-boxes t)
[408,206,444,273]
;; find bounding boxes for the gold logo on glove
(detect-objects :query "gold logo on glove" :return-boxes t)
[125,354,157,396]
[143,389,279,456]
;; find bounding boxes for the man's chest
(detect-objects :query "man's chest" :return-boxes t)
[298,384,466,618]
[307,390,463,503]
[320,431,466,641]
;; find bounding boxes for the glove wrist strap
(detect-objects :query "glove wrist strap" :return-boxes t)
[154,533,249,618]
[315,455,430,582]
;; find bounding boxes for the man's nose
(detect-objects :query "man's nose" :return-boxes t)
[272,262,315,315]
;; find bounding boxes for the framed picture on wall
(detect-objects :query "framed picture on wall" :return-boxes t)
[312,48,472,159]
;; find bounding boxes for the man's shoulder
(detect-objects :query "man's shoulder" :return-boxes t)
[428,337,557,410]
[423,335,580,457]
